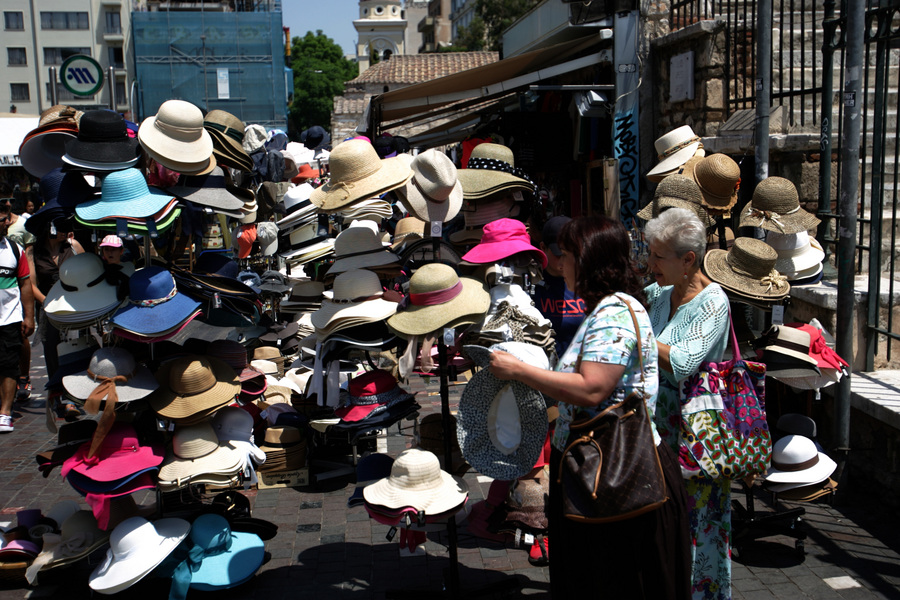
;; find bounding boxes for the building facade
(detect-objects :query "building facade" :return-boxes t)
[354,0,407,73]
[418,0,453,53]
[449,0,476,42]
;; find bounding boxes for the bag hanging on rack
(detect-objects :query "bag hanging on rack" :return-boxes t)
[677,312,772,480]
[558,296,668,523]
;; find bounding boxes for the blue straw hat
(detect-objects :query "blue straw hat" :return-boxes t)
[110,266,201,336]
[75,168,174,221]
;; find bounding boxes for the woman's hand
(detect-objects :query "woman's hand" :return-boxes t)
[489,350,522,381]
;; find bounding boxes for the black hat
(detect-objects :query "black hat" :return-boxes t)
[63,110,140,169]
[541,215,571,257]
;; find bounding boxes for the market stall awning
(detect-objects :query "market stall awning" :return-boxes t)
[0,115,39,167]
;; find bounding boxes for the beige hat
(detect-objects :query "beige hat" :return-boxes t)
[158,421,244,484]
[138,100,215,175]
[703,237,791,300]
[457,143,534,200]
[739,176,821,234]
[398,149,463,223]
[363,448,468,515]
[310,139,412,212]
[636,174,713,226]
[149,356,240,420]
[693,153,741,212]
[326,226,399,276]
[646,125,705,182]
[311,269,399,333]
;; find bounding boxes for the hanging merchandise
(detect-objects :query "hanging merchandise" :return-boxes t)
[395,149,463,223]
[363,448,468,516]
[42,253,126,330]
[702,237,791,303]
[166,167,248,218]
[62,110,140,172]
[457,143,537,200]
[645,125,705,183]
[691,153,741,214]
[203,110,254,173]
[325,226,400,277]
[138,99,216,176]
[109,266,202,340]
[18,105,82,178]
[461,218,547,268]
[636,174,714,227]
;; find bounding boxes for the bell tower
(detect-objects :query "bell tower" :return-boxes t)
[354,0,407,73]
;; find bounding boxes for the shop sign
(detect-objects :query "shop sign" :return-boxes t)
[0,155,22,167]
[60,55,104,96]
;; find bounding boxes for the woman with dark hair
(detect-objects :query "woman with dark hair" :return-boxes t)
[489,215,691,599]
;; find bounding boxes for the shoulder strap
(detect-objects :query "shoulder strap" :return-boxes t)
[614,293,645,396]
[1,237,20,265]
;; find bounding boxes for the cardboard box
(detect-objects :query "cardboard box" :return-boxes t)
[257,467,310,489]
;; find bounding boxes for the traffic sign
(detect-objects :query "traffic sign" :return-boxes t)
[60,55,104,96]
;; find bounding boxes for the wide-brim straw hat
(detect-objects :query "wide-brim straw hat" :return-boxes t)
[457,143,534,200]
[646,125,704,181]
[76,168,175,221]
[203,110,254,172]
[637,174,714,226]
[63,347,158,403]
[363,448,468,515]
[693,153,741,212]
[703,237,791,300]
[158,422,244,483]
[326,226,399,275]
[150,356,241,420]
[739,176,821,234]
[310,139,412,212]
[397,149,463,223]
[311,269,399,332]
[139,100,214,175]
[390,216,427,248]
[387,264,489,336]
[764,434,837,484]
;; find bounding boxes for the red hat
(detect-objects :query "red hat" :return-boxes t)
[60,423,164,483]
[335,370,415,422]
[291,163,321,184]
[461,218,547,268]
[788,323,849,371]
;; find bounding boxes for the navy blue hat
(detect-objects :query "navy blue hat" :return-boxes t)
[347,453,395,507]
[110,266,201,335]
[195,251,240,279]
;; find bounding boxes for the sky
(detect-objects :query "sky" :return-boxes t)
[282,0,361,57]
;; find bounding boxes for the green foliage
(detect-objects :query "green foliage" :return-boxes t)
[477,0,540,51]
[288,30,357,137]
[453,16,486,51]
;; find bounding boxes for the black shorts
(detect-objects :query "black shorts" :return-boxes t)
[0,322,23,380]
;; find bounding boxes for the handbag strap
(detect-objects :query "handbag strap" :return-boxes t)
[726,306,741,361]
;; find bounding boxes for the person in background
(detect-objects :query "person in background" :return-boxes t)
[5,198,35,401]
[99,235,125,265]
[643,208,731,600]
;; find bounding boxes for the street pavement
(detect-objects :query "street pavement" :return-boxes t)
[0,339,898,599]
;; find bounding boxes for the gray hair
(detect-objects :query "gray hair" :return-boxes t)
[644,207,708,266]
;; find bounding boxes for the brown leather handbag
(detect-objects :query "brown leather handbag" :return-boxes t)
[558,296,668,523]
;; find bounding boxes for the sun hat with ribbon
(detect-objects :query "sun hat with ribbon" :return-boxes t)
[335,370,416,422]
[88,516,190,595]
[63,347,158,406]
[325,226,399,276]
[740,176,821,234]
[363,448,468,515]
[457,342,549,481]
[63,110,140,169]
[310,138,413,212]
[646,125,705,182]
[158,421,244,484]
[703,236,791,300]
[387,263,490,336]
[764,434,836,485]
[110,267,201,336]
[60,422,164,483]
[76,168,175,221]
[203,110,253,172]
[637,173,714,226]
[150,356,241,420]
[457,143,536,200]
[311,269,399,333]
[43,253,124,316]
[397,149,463,223]
[18,105,82,177]
[138,100,215,176]
[764,230,825,279]
[461,218,547,269]
[391,216,427,249]
[25,510,109,584]
[692,153,741,212]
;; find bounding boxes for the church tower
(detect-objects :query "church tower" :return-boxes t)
[354,0,407,73]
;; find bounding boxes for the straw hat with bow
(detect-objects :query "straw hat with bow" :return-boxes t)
[739,176,821,234]
[703,237,791,301]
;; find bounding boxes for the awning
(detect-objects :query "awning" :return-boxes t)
[0,115,39,167]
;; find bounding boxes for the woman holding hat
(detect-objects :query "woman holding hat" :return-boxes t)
[489,215,691,600]
[643,207,731,600]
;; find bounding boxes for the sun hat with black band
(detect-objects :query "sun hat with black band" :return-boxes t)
[63,110,140,170]
[138,99,215,176]
[43,253,124,316]
[703,237,791,301]
[764,434,836,485]
[311,269,399,334]
[645,125,705,182]
[158,420,244,484]
[203,109,254,172]
[637,173,714,226]
[739,176,821,234]
[149,356,241,420]
[457,143,536,200]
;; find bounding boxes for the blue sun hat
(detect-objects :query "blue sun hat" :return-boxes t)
[110,266,201,335]
[75,168,174,221]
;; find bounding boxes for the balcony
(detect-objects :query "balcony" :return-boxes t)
[104,27,124,43]
[418,16,434,33]
[100,0,121,5]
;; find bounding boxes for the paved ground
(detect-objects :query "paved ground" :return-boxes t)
[0,339,899,599]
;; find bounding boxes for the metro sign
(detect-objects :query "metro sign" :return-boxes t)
[60,55,104,96]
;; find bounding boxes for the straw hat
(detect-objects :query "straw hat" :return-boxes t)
[646,125,705,182]
[739,176,821,234]
[391,216,427,248]
[363,448,468,515]
[158,421,244,483]
[457,143,535,200]
[397,149,463,223]
[764,434,836,485]
[326,226,399,275]
[310,139,412,212]
[150,356,241,420]
[637,174,714,226]
[311,269,399,332]
[703,237,791,300]
[692,153,741,212]
[138,100,215,175]
[203,110,254,172]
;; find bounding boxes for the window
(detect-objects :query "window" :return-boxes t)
[4,11,24,30]
[114,80,126,105]
[40,12,89,30]
[46,82,91,102]
[44,47,91,65]
[105,11,121,34]
[7,48,26,66]
[10,84,29,102]
[108,46,124,69]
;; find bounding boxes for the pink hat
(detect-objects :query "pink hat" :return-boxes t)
[334,370,415,422]
[61,423,164,483]
[461,218,547,268]
[99,235,123,248]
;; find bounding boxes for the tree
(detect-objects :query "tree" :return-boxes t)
[288,30,357,137]
[453,16,486,51]
[477,0,540,51]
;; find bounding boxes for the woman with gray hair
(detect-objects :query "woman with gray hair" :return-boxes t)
[643,207,732,600]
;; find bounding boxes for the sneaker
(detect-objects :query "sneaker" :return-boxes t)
[0,414,13,433]
[16,376,31,401]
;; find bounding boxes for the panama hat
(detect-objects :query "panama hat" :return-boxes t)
[203,110,254,172]
[740,176,821,234]
[397,149,463,223]
[637,174,714,226]
[43,253,123,316]
[692,153,741,212]
[110,267,201,336]
[311,269,399,333]
[61,422,164,483]
[88,517,190,594]
[703,237,791,301]
[158,421,244,483]
[457,342,549,481]
[764,434,836,485]
[457,143,535,200]
[150,356,241,420]
[139,100,214,175]
[63,347,158,404]
[765,230,825,278]
[310,139,412,212]
[387,263,490,336]
[363,448,468,515]
[461,218,547,268]
[646,125,705,182]
[76,168,175,221]
[326,226,399,275]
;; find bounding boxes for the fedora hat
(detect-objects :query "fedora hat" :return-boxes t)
[203,110,253,172]
[311,269,399,333]
[326,226,399,276]
[461,218,547,268]
[110,267,201,336]
[646,125,705,182]
[457,342,549,481]
[63,347,158,404]
[76,168,175,221]
[740,176,821,234]
[457,143,535,200]
[63,110,140,169]
[363,448,468,515]
[166,167,249,213]
[765,230,825,279]
[387,263,490,336]
[150,356,241,420]
[637,174,714,226]
[60,422,164,483]
[397,149,463,223]
[703,237,791,300]
[764,434,836,485]
[692,153,740,212]
[276,183,317,230]
[310,139,412,212]
[335,370,416,422]
[43,253,123,316]
[158,421,244,484]
[139,100,215,175]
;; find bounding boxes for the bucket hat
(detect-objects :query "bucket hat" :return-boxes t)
[63,347,158,404]
[158,421,244,484]
[387,263,490,336]
[764,434,836,485]
[311,269,399,333]
[43,253,123,316]
[61,422,164,483]
[398,149,463,223]
[88,516,190,595]
[740,176,821,234]
[457,143,535,200]
[326,226,399,275]
[150,356,241,420]
[692,153,741,212]
[703,237,791,300]
[457,343,549,481]
[765,230,824,279]
[637,174,714,226]
[63,110,140,169]
[461,218,547,268]
[110,267,201,336]
[335,370,416,422]
[646,125,705,182]
[363,448,468,515]
[310,139,412,212]
[76,168,175,221]
[203,110,253,172]
[139,100,215,175]
[242,124,267,153]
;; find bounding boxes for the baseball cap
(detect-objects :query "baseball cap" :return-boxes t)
[541,216,571,257]
[256,221,278,257]
[99,234,123,248]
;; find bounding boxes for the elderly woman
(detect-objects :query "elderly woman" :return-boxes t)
[490,215,690,600]
[644,208,730,600]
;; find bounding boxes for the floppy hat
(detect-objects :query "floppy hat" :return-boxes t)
[363,448,468,515]
[43,253,123,316]
[461,218,547,268]
[397,149,463,223]
[703,237,791,300]
[203,110,253,172]
[18,105,82,177]
[25,511,109,583]
[692,153,741,212]
[292,163,321,183]
[764,434,836,484]
[63,347,158,404]
[150,356,241,420]
[139,100,214,175]
[88,516,190,595]
[637,174,714,226]
[76,168,175,221]
[110,267,201,336]
[457,342,549,481]
[63,110,140,169]
[257,221,279,256]
[457,143,536,200]
[158,421,244,483]
[646,125,705,182]
[335,370,416,422]
[387,263,490,336]
[311,269,399,332]
[61,422,164,483]
[310,139,413,212]
[740,176,821,234]
[326,226,400,275]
